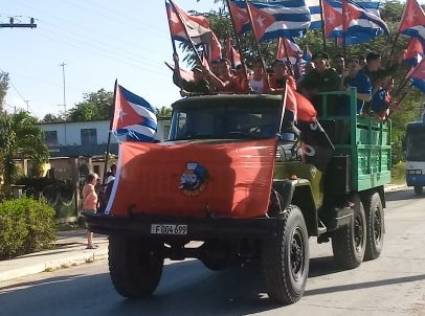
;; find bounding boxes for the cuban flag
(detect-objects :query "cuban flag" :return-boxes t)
[307,0,380,30]
[229,0,251,35]
[247,0,311,42]
[408,59,425,93]
[399,0,425,46]
[225,38,242,68]
[322,0,388,45]
[404,38,424,67]
[276,37,303,64]
[112,83,157,142]
[166,0,222,61]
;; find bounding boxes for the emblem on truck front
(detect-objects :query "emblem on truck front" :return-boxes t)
[179,162,208,196]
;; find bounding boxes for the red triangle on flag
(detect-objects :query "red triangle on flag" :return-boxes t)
[248,3,275,41]
[112,86,143,131]
[322,0,343,37]
[400,0,425,32]
[343,1,362,30]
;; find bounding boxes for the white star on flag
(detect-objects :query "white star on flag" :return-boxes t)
[257,15,265,28]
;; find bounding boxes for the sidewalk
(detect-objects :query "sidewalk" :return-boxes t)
[0,230,108,284]
[0,183,409,285]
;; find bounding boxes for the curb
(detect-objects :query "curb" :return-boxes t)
[384,184,409,193]
[0,249,108,284]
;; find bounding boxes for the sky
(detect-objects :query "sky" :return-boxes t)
[0,0,219,119]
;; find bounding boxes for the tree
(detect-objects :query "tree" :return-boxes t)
[0,111,48,195]
[0,72,10,111]
[156,106,172,120]
[67,89,113,122]
[41,113,65,123]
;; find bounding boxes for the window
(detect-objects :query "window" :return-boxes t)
[81,128,97,146]
[45,131,58,146]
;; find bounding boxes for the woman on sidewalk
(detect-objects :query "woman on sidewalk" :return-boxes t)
[82,173,99,249]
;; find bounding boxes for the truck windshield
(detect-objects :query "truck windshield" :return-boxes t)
[407,129,425,161]
[169,104,280,140]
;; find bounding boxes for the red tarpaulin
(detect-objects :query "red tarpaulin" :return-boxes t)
[106,139,277,218]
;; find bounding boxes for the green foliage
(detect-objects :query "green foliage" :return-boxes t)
[0,111,48,195]
[67,89,113,122]
[0,197,56,259]
[41,113,65,123]
[0,71,9,110]
[391,161,406,184]
[156,106,172,120]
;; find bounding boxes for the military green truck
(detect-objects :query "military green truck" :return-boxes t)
[85,88,391,305]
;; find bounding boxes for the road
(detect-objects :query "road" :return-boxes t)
[1,189,425,316]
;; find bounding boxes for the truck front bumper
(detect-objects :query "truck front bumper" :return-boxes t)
[83,212,282,240]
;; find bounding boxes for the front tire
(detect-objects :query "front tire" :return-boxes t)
[109,235,164,298]
[262,205,309,305]
[414,186,423,195]
[332,195,366,269]
[363,192,384,261]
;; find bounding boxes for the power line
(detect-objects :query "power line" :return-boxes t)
[0,66,29,110]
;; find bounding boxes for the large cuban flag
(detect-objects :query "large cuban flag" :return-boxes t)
[322,0,388,45]
[229,0,251,35]
[112,83,158,142]
[307,0,381,30]
[399,0,425,46]
[247,0,311,42]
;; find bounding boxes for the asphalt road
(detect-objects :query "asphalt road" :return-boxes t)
[1,189,425,316]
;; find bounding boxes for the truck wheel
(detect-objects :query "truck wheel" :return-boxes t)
[332,195,366,269]
[262,205,309,305]
[363,192,384,261]
[414,186,423,195]
[108,235,164,298]
[200,240,230,271]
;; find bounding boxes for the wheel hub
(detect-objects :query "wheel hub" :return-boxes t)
[354,213,364,252]
[373,206,383,246]
[290,227,305,280]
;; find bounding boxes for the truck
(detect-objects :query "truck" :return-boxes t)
[406,114,425,195]
[84,88,391,305]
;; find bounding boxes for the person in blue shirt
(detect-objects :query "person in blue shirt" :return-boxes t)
[345,53,383,113]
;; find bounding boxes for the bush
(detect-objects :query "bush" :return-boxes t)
[0,197,56,259]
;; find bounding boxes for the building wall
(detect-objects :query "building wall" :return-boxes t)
[39,119,171,147]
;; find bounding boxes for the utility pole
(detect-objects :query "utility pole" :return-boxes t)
[0,17,37,29]
[24,100,30,112]
[59,62,67,145]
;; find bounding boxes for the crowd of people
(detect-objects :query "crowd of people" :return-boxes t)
[173,49,404,120]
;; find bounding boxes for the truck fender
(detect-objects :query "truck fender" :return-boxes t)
[272,179,296,211]
[272,179,318,236]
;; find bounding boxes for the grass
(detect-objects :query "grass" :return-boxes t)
[391,161,406,185]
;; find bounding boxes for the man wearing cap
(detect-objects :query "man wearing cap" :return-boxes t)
[298,52,340,99]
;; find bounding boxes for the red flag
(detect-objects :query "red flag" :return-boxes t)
[225,38,241,67]
[166,1,222,61]
[285,82,317,123]
[106,139,277,218]
[322,0,343,37]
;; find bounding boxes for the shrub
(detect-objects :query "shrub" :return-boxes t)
[0,197,56,259]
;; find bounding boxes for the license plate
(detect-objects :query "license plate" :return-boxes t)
[150,224,188,235]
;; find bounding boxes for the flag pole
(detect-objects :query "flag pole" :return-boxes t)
[165,0,183,92]
[103,79,118,187]
[319,0,327,52]
[245,0,271,88]
[225,0,249,83]
[387,2,407,62]
[281,37,295,76]
[169,0,203,65]
[341,0,347,61]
